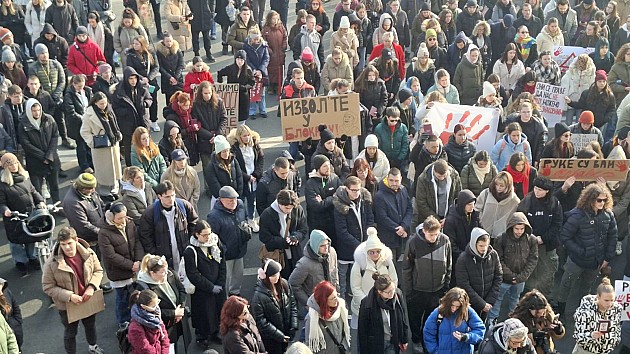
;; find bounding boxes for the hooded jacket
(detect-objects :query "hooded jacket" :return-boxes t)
[561,55,597,102]
[561,205,617,269]
[374,178,413,249]
[574,294,622,354]
[288,240,339,309]
[446,31,471,76]
[67,36,106,86]
[409,141,448,183]
[34,24,69,68]
[120,180,157,225]
[454,44,484,105]
[414,162,462,228]
[372,13,399,47]
[356,147,390,182]
[516,190,563,250]
[97,215,144,281]
[350,240,397,316]
[158,120,188,164]
[478,322,536,354]
[494,213,538,283]
[402,226,451,293]
[490,20,517,62]
[321,53,354,93]
[18,98,59,175]
[443,190,481,257]
[44,0,78,44]
[333,186,375,261]
[111,67,152,137]
[490,133,532,171]
[256,166,298,216]
[455,228,502,313]
[426,74,460,104]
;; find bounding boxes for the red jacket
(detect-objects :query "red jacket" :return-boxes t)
[369,43,406,81]
[183,71,214,94]
[67,37,106,86]
[128,320,170,354]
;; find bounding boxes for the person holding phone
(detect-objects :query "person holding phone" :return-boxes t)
[511,290,565,354]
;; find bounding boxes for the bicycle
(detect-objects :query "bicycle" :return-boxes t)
[10,202,62,270]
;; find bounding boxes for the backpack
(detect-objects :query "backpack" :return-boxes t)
[153,198,187,225]
[116,321,132,354]
[178,245,198,294]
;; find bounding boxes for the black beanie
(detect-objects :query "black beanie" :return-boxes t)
[235,49,247,61]
[398,88,413,103]
[554,122,570,139]
[533,176,554,191]
[312,154,330,171]
[318,124,335,143]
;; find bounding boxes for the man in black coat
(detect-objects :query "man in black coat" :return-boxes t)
[45,0,79,45]
[33,24,70,69]
[514,3,543,38]
[374,168,413,261]
[189,0,215,61]
[304,155,341,246]
[63,75,93,173]
[490,14,517,64]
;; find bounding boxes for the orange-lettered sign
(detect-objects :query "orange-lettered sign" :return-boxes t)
[539,158,630,181]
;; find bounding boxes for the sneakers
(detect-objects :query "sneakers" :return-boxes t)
[82,167,94,174]
[206,53,216,63]
[41,181,50,199]
[88,344,104,354]
[150,121,161,132]
[28,259,41,271]
[617,240,623,255]
[15,262,27,276]
[249,218,259,233]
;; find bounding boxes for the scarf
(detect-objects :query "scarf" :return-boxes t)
[95,106,121,145]
[491,185,511,202]
[306,297,350,352]
[130,304,165,338]
[377,292,405,346]
[171,101,195,136]
[189,234,222,263]
[514,35,536,61]
[533,60,559,84]
[87,22,105,51]
[472,161,490,185]
[507,163,530,195]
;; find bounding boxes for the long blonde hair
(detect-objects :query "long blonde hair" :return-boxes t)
[133,35,155,65]
[140,254,168,273]
[0,161,29,186]
[1,0,16,16]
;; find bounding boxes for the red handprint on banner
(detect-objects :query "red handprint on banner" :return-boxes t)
[617,161,628,172]
[436,110,492,145]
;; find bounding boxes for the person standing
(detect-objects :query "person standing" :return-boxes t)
[64,74,94,174]
[217,50,255,123]
[188,0,214,62]
[305,155,342,243]
[304,280,350,354]
[67,26,106,87]
[127,289,170,353]
[374,168,413,261]
[155,33,185,104]
[220,296,267,354]
[44,0,78,44]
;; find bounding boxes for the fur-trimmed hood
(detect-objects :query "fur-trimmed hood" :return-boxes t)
[226,127,261,145]
[155,39,180,56]
[185,60,209,73]
[332,185,372,215]
[472,21,491,36]
[352,238,394,270]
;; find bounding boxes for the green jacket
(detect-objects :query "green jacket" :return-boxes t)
[0,314,18,354]
[130,148,167,188]
[453,55,484,106]
[373,118,409,164]
[29,59,66,102]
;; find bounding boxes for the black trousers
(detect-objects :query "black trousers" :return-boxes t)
[150,0,163,34]
[407,290,441,345]
[31,169,60,202]
[59,311,97,354]
[192,29,211,56]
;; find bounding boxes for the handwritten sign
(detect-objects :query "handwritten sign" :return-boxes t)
[534,82,567,126]
[280,93,361,142]
[539,158,630,181]
[553,46,595,72]
[250,79,263,103]
[215,83,239,128]
[615,280,630,321]
[425,102,499,152]
[570,133,598,153]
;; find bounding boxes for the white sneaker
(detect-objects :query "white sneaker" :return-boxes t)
[41,180,50,199]
[616,241,623,256]
[249,219,259,233]
[150,121,161,132]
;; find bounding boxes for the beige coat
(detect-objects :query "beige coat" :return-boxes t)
[42,238,104,311]
[80,106,123,191]
[160,165,200,211]
[535,25,564,54]
[321,53,354,93]
[162,0,192,51]
[331,29,359,68]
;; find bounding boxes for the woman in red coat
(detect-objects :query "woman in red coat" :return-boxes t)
[129,289,170,354]
[67,26,107,86]
[183,56,215,96]
[262,10,288,95]
[368,32,406,80]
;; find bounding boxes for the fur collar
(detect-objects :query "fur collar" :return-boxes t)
[155,40,179,56]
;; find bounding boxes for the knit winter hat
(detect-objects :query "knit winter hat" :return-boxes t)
[466,0,477,7]
[213,135,230,152]
[554,122,570,138]
[339,16,350,29]
[301,47,314,61]
[0,28,11,41]
[421,2,431,11]
[417,42,430,58]
[579,110,595,124]
[76,26,88,36]
[34,43,48,56]
[501,318,529,343]
[309,229,330,254]
[619,126,630,140]
[0,152,18,168]
[482,81,495,98]
[533,176,553,191]
[365,227,384,250]
[257,259,282,279]
[503,14,514,27]
[1,47,15,63]
[74,173,98,189]
[312,154,330,171]
[318,124,335,143]
[398,88,413,103]
[425,29,437,39]
[235,49,247,61]
[98,63,112,74]
[364,134,379,148]
[595,69,607,81]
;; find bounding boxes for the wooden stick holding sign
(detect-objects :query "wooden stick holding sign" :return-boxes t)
[280,93,362,142]
[215,83,239,129]
[539,158,630,181]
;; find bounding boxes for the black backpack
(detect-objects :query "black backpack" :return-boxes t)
[116,322,132,354]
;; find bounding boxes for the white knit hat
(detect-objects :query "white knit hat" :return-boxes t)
[364,134,379,148]
[417,42,430,58]
[365,227,384,250]
[482,81,495,98]
[339,16,350,29]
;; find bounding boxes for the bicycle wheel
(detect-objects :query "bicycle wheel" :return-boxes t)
[36,239,52,270]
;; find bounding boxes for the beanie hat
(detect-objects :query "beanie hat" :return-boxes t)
[466,0,477,6]
[365,227,384,251]
[235,49,247,61]
[417,42,430,58]
[76,26,88,36]
[213,135,230,153]
[381,48,393,60]
[453,123,466,135]
[364,134,379,148]
[502,318,529,343]
[0,152,18,168]
[312,154,330,171]
[257,259,282,279]
[579,110,595,124]
[583,0,593,4]
[596,69,607,81]
[618,126,630,140]
[339,16,350,29]
[533,176,554,191]
[34,43,48,56]
[421,2,430,11]
[318,124,335,142]
[426,29,437,39]
[75,173,97,189]
[554,122,570,138]
[1,47,15,63]
[482,81,495,98]
[0,28,11,41]
[503,14,514,27]
[398,88,413,103]
[301,47,314,61]
[98,63,112,74]
[309,229,330,254]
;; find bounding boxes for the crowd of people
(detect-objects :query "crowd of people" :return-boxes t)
[0,0,627,352]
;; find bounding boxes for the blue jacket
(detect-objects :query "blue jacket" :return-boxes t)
[374,178,413,249]
[207,199,248,260]
[423,306,485,354]
[490,133,532,171]
[243,38,270,77]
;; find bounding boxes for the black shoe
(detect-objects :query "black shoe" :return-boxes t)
[206,54,216,63]
[15,262,27,276]
[249,115,257,120]
[28,259,41,270]
[101,283,113,293]
[194,51,200,57]
[222,45,229,56]
[196,339,209,349]
[62,138,76,149]
[59,169,68,178]
[260,113,268,119]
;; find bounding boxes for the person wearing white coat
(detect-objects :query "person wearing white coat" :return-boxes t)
[24,0,50,47]
[561,54,596,124]
[492,43,526,94]
[356,134,390,182]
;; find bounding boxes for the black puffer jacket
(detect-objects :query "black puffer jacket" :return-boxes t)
[455,228,502,313]
[443,135,476,174]
[333,186,375,261]
[34,24,69,68]
[357,79,388,121]
[443,189,480,259]
[111,67,152,137]
[155,40,184,98]
[561,207,617,269]
[207,199,248,260]
[251,279,298,354]
[409,142,448,184]
[304,170,342,239]
[204,151,243,199]
[516,192,563,250]
[0,173,44,244]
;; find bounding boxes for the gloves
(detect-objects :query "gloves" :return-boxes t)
[212,285,223,294]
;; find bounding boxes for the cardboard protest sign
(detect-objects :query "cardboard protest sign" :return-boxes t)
[553,46,595,72]
[215,83,239,128]
[534,82,567,126]
[570,133,599,153]
[615,280,630,321]
[280,93,361,142]
[424,102,499,152]
[67,289,105,323]
[539,158,630,181]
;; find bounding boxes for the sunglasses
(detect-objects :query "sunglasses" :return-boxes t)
[562,133,571,138]
[388,119,400,122]
[427,37,437,41]
[596,198,608,203]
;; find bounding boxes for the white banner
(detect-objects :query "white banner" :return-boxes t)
[424,102,500,152]
[614,280,630,321]
[571,133,598,153]
[534,82,567,126]
[553,46,595,72]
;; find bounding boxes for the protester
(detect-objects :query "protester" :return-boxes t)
[304,280,350,354]
[511,290,565,353]
[478,318,536,354]
[131,126,167,189]
[160,149,200,210]
[128,289,170,354]
[121,166,157,225]
[460,151,499,197]
[220,295,266,354]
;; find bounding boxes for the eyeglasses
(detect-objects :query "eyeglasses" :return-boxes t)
[596,198,609,203]
[368,249,381,255]
[562,133,572,137]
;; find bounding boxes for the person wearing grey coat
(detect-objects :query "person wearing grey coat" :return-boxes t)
[545,3,578,45]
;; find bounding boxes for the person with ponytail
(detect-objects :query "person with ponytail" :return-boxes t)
[184,221,226,349]
[128,289,170,354]
[251,259,298,354]
[304,280,350,354]
[358,273,408,354]
[573,278,621,354]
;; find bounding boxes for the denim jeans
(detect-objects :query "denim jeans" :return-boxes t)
[115,286,131,325]
[488,282,525,322]
[242,183,256,219]
[9,242,35,264]
[289,142,300,160]
[249,88,267,116]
